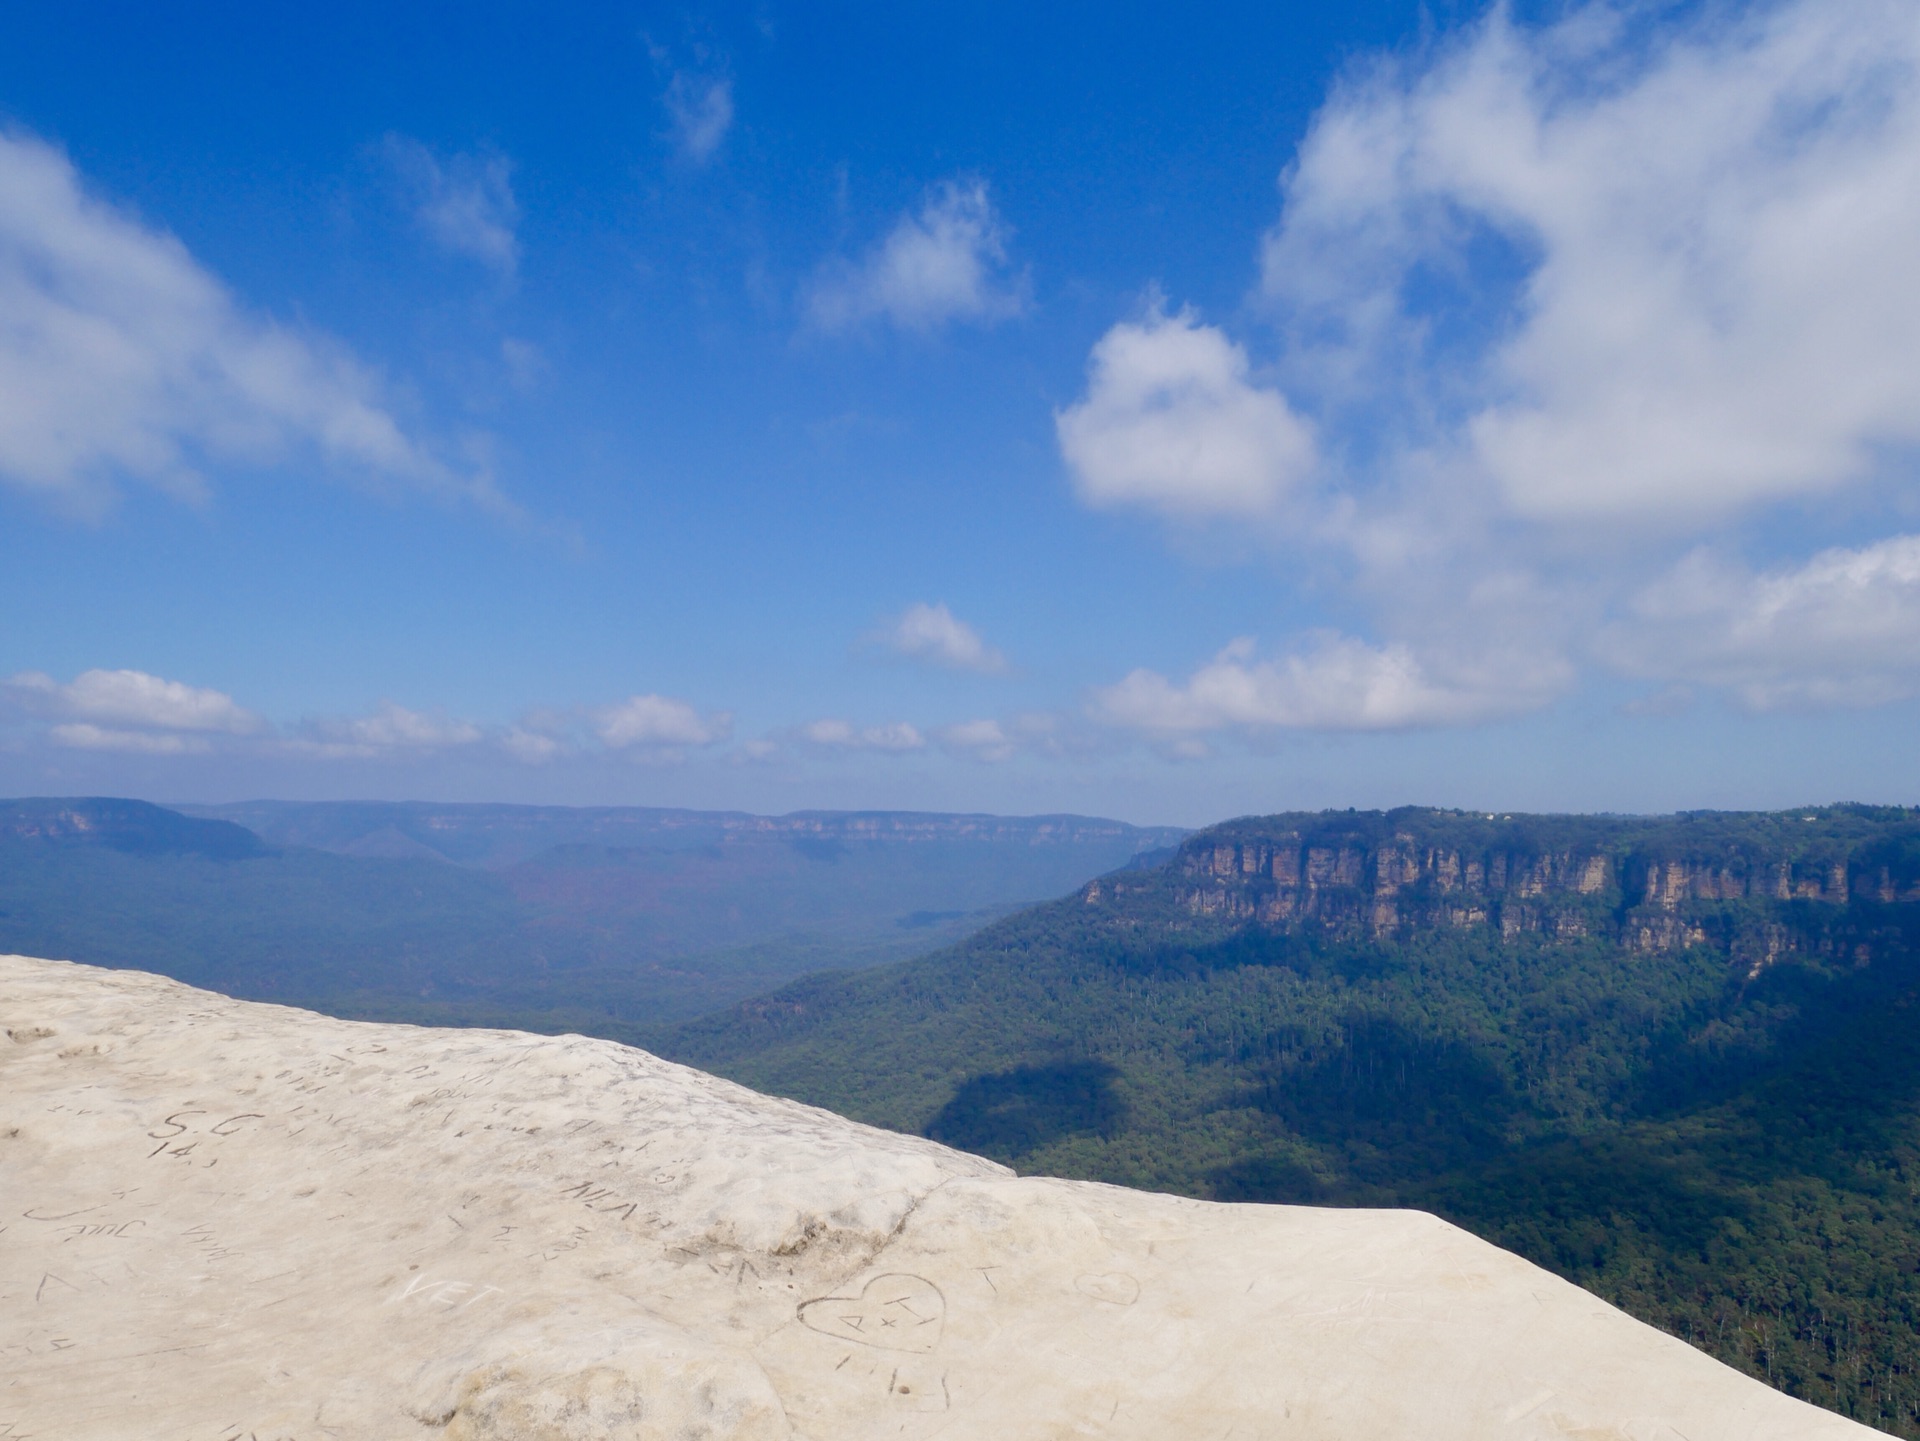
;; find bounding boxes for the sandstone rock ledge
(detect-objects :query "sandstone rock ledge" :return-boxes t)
[0,955,1885,1440]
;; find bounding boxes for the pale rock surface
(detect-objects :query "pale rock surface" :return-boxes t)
[0,954,1888,1440]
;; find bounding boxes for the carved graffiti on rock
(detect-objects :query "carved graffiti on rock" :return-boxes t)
[798,1273,946,1354]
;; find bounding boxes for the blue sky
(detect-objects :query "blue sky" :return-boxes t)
[5,0,1920,825]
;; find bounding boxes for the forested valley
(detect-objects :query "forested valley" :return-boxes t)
[660,805,1920,1437]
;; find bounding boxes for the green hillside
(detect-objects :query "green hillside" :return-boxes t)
[660,805,1920,1436]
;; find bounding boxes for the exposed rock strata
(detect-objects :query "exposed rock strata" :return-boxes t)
[0,955,1887,1439]
[1115,812,1920,962]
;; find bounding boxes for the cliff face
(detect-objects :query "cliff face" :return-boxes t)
[1084,806,1920,960]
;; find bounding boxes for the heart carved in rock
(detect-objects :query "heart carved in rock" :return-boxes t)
[797,1272,946,1353]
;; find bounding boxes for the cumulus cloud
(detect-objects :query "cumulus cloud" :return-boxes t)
[1605,536,1920,710]
[1056,306,1316,520]
[0,129,503,516]
[383,136,519,275]
[876,602,1007,672]
[1091,635,1563,733]
[1258,0,1920,526]
[801,718,927,752]
[809,179,1025,332]
[1059,0,1920,735]
[5,668,262,734]
[664,74,734,162]
[594,694,731,750]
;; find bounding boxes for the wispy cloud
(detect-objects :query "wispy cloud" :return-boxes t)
[800,718,927,752]
[296,702,484,759]
[499,725,563,764]
[499,338,548,392]
[935,718,1017,762]
[382,136,519,276]
[664,73,735,162]
[0,129,510,518]
[874,602,1007,673]
[47,723,213,755]
[809,178,1025,332]
[1605,536,1920,711]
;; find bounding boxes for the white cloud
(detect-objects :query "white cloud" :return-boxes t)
[498,726,563,764]
[297,702,484,759]
[5,668,261,733]
[48,723,211,755]
[1259,0,1920,526]
[383,136,519,275]
[0,129,502,516]
[877,602,1007,672]
[0,669,523,761]
[664,74,734,162]
[935,718,1015,762]
[1091,635,1562,733]
[1606,536,1920,709]
[1056,306,1317,520]
[800,719,855,746]
[809,179,1025,332]
[0,672,752,765]
[933,713,1076,761]
[1057,0,1920,734]
[594,694,731,750]
[801,718,927,752]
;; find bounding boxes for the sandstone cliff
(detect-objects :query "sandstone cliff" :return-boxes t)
[1088,806,1920,967]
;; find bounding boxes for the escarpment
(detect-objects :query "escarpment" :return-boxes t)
[1084,806,1920,966]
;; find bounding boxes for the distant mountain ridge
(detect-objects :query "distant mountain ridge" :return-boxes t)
[0,795,1185,1026]
[178,798,1184,870]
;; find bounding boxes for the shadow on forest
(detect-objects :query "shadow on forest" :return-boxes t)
[1627,927,1920,1162]
[924,1060,1127,1164]
[1228,1012,1520,1183]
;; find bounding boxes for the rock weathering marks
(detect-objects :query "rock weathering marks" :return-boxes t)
[0,954,1888,1440]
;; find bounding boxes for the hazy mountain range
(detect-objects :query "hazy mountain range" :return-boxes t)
[0,796,1182,1025]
